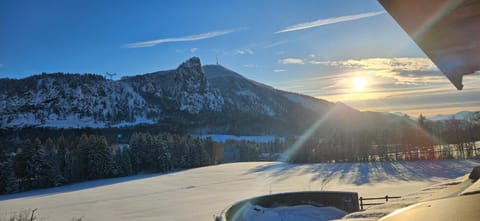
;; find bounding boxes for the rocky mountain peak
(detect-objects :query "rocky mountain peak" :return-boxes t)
[176,57,204,76]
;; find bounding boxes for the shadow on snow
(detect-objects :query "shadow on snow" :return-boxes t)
[0,172,170,201]
[245,159,480,186]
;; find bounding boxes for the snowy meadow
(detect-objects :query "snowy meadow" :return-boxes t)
[0,159,479,221]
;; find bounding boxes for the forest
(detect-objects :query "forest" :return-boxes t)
[0,113,479,195]
[231,114,480,163]
[0,132,219,194]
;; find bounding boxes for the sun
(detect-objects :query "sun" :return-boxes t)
[353,77,366,91]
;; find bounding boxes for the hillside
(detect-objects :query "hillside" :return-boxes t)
[0,57,408,135]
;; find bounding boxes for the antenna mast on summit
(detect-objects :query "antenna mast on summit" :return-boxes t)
[216,55,219,65]
[106,72,117,80]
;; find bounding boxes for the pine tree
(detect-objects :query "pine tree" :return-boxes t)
[199,145,211,167]
[0,151,19,194]
[35,146,49,187]
[128,132,141,173]
[44,138,65,186]
[72,134,90,181]
[117,148,133,176]
[14,139,34,190]
[30,138,43,188]
[87,135,113,179]
[56,135,67,179]
[157,140,171,172]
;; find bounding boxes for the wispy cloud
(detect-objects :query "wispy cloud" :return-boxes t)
[263,40,292,49]
[124,28,245,48]
[278,58,304,65]
[315,57,437,72]
[311,57,443,85]
[274,56,480,116]
[190,48,198,53]
[0,64,3,68]
[234,49,254,55]
[244,64,262,68]
[275,11,385,33]
[273,69,287,73]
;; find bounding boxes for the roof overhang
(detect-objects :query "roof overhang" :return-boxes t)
[379,0,480,90]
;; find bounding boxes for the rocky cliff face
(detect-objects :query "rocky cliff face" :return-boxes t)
[172,57,224,113]
[122,57,224,115]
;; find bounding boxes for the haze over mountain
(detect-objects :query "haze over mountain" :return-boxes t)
[0,57,407,135]
[428,111,480,122]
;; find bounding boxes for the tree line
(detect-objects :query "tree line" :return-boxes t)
[0,132,218,194]
[220,114,479,163]
[1,113,478,194]
[288,114,480,163]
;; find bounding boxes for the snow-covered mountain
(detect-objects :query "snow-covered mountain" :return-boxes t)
[122,57,224,115]
[429,111,479,121]
[0,57,405,134]
[0,73,156,128]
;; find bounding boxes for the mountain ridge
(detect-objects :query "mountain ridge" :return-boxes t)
[0,57,406,135]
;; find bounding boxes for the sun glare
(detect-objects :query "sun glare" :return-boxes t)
[353,76,366,91]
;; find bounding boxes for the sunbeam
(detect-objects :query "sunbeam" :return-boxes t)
[280,105,340,162]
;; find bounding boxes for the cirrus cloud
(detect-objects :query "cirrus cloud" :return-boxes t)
[315,57,437,72]
[234,49,254,55]
[123,28,245,48]
[278,58,304,65]
[311,57,443,84]
[275,11,385,33]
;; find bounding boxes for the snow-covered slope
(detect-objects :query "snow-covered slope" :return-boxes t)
[0,58,336,132]
[429,111,479,121]
[0,74,156,128]
[0,57,410,135]
[195,134,284,143]
[0,57,226,128]
[203,64,332,117]
[122,57,224,114]
[0,160,478,221]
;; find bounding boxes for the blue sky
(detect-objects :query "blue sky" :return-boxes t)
[1,0,479,116]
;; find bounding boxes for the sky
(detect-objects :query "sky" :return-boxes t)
[0,0,479,117]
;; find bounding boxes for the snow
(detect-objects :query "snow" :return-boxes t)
[0,75,158,129]
[283,93,328,111]
[1,59,229,128]
[196,134,284,143]
[262,104,276,117]
[12,114,156,129]
[4,113,40,127]
[109,117,156,128]
[342,175,474,220]
[236,90,259,100]
[429,111,477,121]
[242,203,346,221]
[0,160,478,221]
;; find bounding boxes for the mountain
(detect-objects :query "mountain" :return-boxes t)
[429,111,480,121]
[0,57,407,135]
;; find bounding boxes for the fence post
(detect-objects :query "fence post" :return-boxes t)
[359,197,363,210]
[386,195,389,202]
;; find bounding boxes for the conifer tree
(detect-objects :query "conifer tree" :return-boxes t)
[0,151,19,194]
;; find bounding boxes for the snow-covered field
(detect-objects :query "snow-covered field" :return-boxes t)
[195,134,284,143]
[242,204,347,221]
[0,160,479,221]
